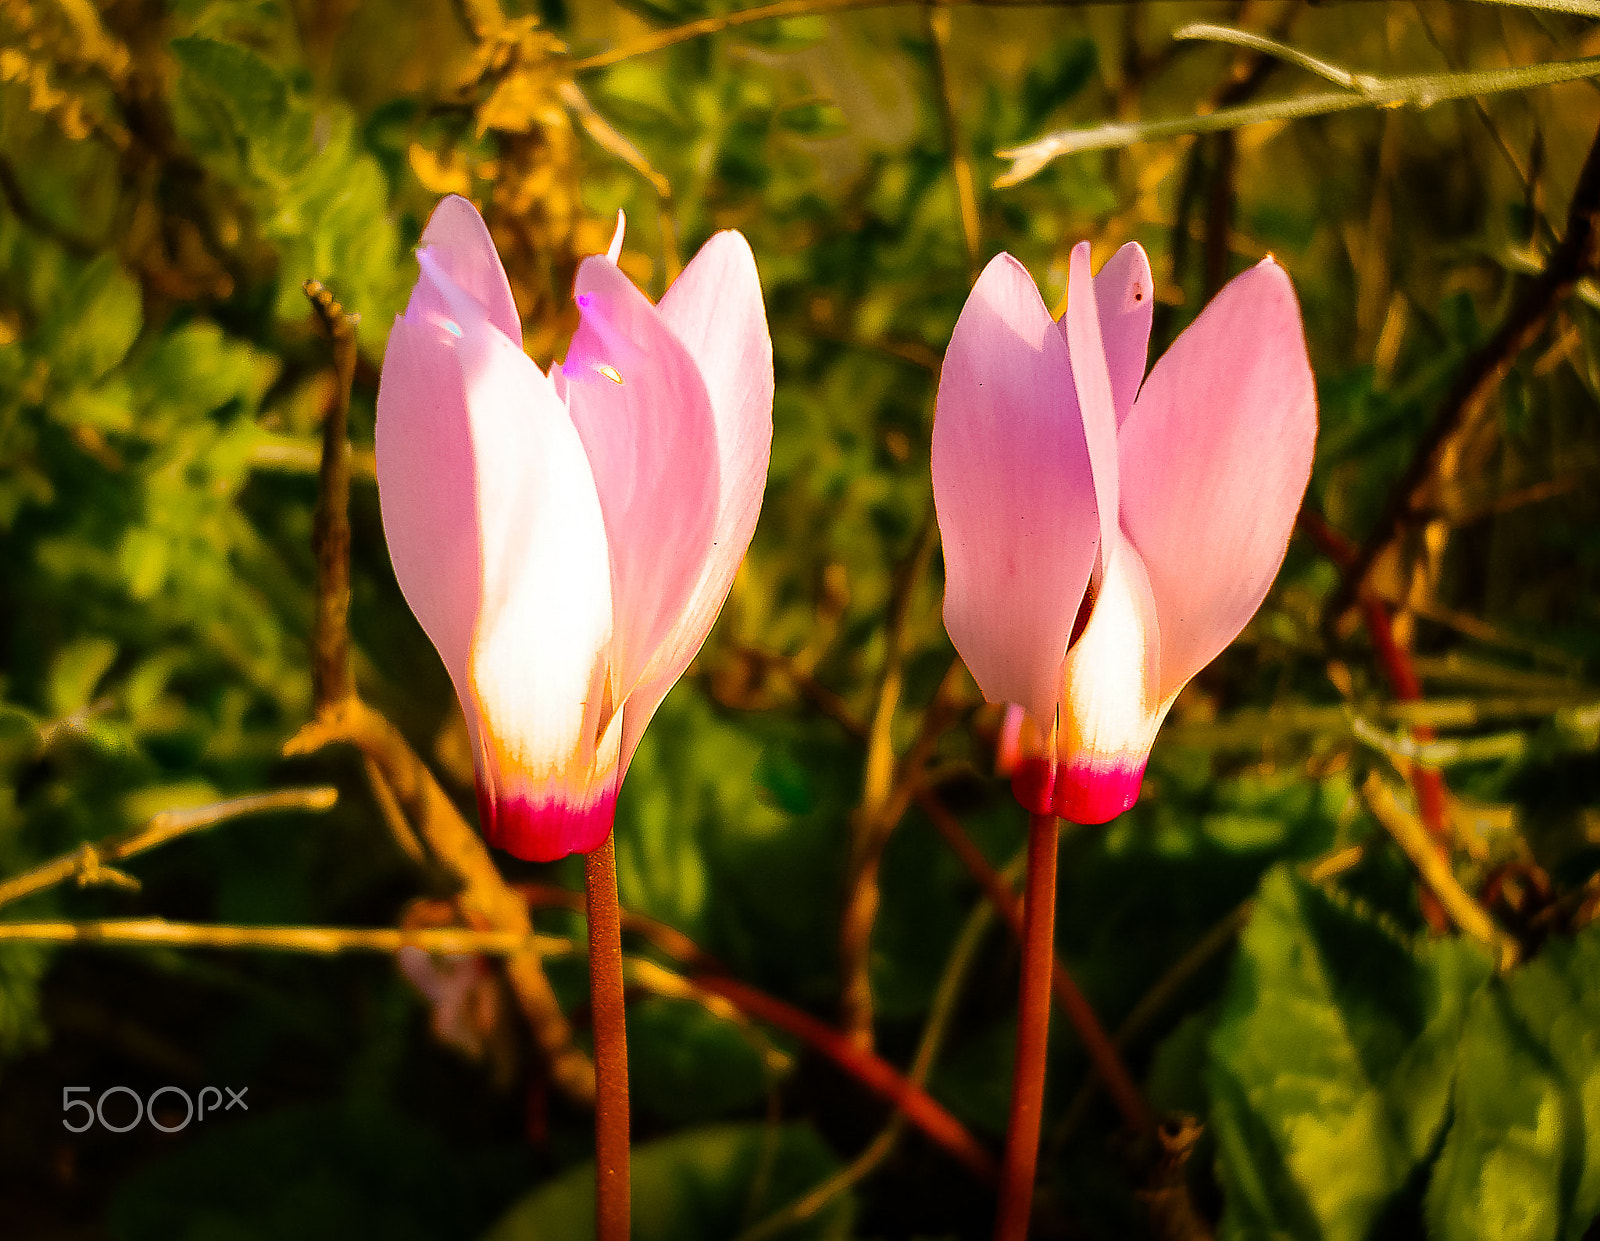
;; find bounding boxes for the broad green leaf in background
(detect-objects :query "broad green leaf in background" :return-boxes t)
[1207,866,1494,1241]
[480,1122,852,1241]
[1427,924,1600,1241]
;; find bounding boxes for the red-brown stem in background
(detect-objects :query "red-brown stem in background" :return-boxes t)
[1297,509,1451,932]
[585,836,631,1241]
[916,791,1154,1137]
[994,811,1061,1241]
[696,973,999,1183]
[517,883,999,1182]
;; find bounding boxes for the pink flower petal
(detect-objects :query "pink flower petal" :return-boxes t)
[1118,257,1317,700]
[559,256,721,709]
[932,253,1101,728]
[1093,242,1154,426]
[376,243,620,863]
[618,230,774,773]
[1059,242,1121,548]
[1049,535,1165,824]
[452,322,620,862]
[375,312,482,706]
[416,195,522,347]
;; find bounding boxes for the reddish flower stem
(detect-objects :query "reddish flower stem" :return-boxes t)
[695,974,999,1182]
[917,791,1153,1136]
[584,836,630,1241]
[994,812,1060,1241]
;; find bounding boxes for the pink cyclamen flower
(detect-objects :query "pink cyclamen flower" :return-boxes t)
[376,196,772,861]
[932,242,1315,823]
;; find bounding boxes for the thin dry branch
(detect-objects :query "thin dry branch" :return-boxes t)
[304,280,358,708]
[0,918,568,955]
[292,279,593,1104]
[1361,774,1520,970]
[285,698,596,1104]
[1325,121,1600,626]
[924,6,981,280]
[838,514,939,1049]
[0,788,339,911]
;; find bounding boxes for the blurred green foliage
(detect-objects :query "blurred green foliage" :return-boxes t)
[1,0,1599,1237]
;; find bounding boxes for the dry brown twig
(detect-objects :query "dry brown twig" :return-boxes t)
[1325,120,1600,630]
[289,281,597,1105]
[0,788,340,912]
[838,514,940,1049]
[1360,773,1520,970]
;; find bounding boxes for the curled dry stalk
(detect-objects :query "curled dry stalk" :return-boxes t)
[289,281,596,1105]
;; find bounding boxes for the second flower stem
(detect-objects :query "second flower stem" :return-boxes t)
[585,834,631,1241]
[994,811,1060,1241]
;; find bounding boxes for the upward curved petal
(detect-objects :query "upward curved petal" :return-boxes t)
[1059,242,1121,549]
[618,230,774,774]
[932,252,1100,728]
[559,256,721,708]
[1118,257,1316,701]
[375,248,617,863]
[1093,242,1155,426]
[416,195,522,347]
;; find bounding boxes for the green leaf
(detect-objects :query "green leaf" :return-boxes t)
[627,996,781,1124]
[169,35,312,177]
[738,16,830,51]
[1426,924,1600,1241]
[38,255,142,384]
[480,1122,851,1241]
[777,101,849,139]
[1207,866,1494,1241]
[46,636,119,717]
[0,942,50,1061]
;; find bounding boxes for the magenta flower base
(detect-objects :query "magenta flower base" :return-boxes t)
[1010,757,1144,825]
[477,785,620,862]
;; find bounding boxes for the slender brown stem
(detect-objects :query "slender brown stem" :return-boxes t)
[995,812,1060,1241]
[925,5,981,280]
[304,280,357,708]
[1298,508,1452,932]
[839,516,939,1049]
[585,836,631,1241]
